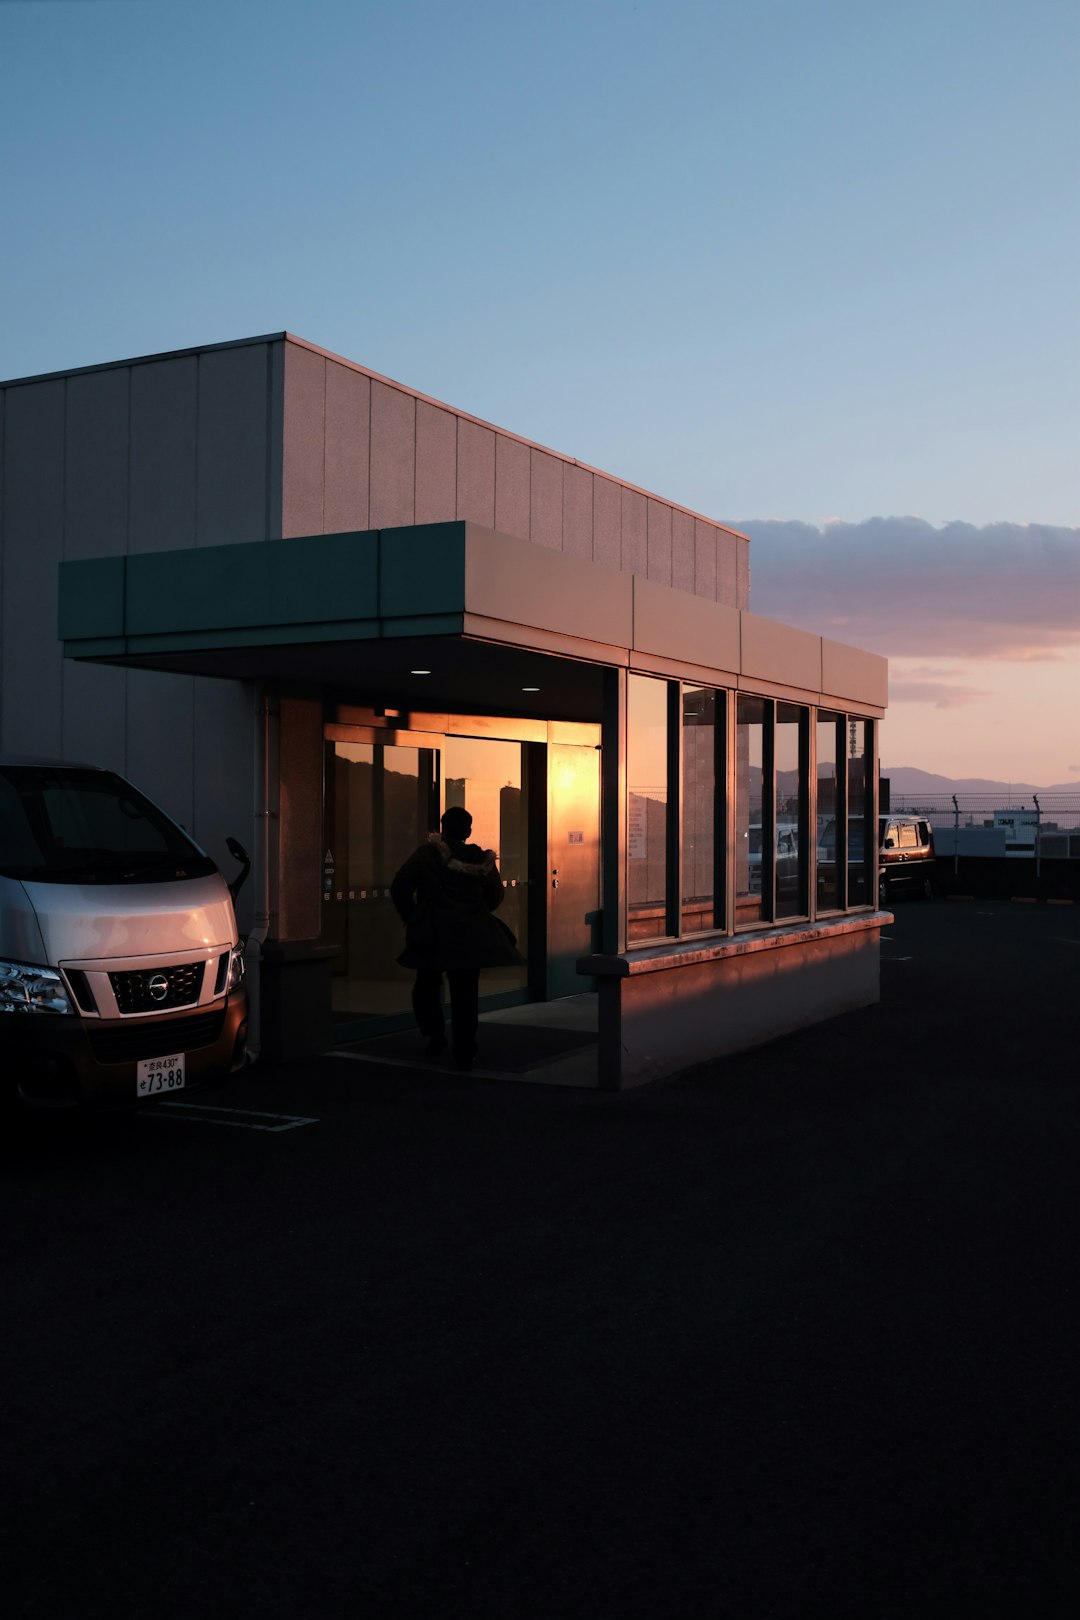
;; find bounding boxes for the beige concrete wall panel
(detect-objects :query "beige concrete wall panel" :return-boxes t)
[196,345,271,546]
[646,500,673,587]
[64,368,129,560]
[282,343,325,538]
[821,637,889,709]
[39,371,126,776]
[671,509,695,594]
[266,341,285,541]
[529,449,563,549]
[628,650,740,687]
[63,662,126,775]
[592,475,621,569]
[462,615,629,668]
[193,676,256,923]
[615,926,880,1085]
[694,519,717,600]
[324,360,370,533]
[621,488,647,573]
[130,358,198,553]
[741,612,822,691]
[125,669,195,832]
[456,418,496,528]
[415,401,457,525]
[737,534,750,609]
[1,380,64,755]
[369,380,416,529]
[464,527,632,648]
[633,577,741,672]
[277,693,324,940]
[562,463,593,560]
[494,433,530,539]
[716,529,738,607]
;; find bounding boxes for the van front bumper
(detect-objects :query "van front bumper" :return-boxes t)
[2,992,249,1108]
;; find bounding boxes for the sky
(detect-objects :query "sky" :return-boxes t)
[2,0,1077,781]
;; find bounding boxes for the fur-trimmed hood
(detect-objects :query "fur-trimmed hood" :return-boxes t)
[427,832,497,879]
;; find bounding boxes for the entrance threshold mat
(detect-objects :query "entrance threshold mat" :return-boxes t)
[337,1023,597,1073]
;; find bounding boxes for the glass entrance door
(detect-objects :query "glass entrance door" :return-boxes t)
[441,735,529,1003]
[323,738,439,1028]
[324,728,531,1035]
[547,743,600,998]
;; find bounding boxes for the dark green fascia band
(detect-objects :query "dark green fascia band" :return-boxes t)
[58,523,468,650]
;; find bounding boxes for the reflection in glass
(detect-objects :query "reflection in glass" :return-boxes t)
[817,714,840,911]
[775,703,806,919]
[628,675,669,942]
[736,695,766,924]
[442,736,528,999]
[324,741,437,1022]
[847,718,870,905]
[682,686,719,932]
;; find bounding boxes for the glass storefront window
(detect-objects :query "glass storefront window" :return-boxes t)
[816,713,841,911]
[736,695,767,925]
[846,717,871,905]
[627,675,669,943]
[775,703,806,919]
[682,686,720,933]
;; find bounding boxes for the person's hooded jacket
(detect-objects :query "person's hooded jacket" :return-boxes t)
[391,833,523,971]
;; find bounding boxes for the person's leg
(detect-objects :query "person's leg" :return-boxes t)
[412,968,446,1054]
[446,970,480,1067]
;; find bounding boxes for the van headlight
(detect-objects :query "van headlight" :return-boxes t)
[0,960,74,1015]
[226,943,246,994]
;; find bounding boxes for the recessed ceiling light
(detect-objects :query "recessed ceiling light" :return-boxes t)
[410,669,431,675]
[522,685,540,692]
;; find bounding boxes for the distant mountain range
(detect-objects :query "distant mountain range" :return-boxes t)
[882,767,1079,796]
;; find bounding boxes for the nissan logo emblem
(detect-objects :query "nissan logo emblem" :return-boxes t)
[148,974,169,1003]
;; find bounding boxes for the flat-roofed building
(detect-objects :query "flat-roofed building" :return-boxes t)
[1,334,887,1086]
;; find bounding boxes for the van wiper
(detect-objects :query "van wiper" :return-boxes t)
[115,858,191,882]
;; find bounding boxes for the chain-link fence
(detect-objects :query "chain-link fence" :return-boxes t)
[880,791,1080,896]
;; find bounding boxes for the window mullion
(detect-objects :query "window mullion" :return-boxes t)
[666,681,681,939]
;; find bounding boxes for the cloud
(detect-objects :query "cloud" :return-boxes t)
[889,681,991,709]
[737,517,1080,659]
[900,663,966,680]
[1070,765,1080,775]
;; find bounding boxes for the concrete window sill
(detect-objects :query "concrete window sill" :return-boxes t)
[579,910,892,978]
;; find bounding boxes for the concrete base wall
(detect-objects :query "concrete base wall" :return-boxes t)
[599,923,882,1088]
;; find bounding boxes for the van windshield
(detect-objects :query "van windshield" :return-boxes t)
[0,766,217,885]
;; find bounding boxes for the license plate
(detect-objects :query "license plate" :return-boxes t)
[137,1053,186,1096]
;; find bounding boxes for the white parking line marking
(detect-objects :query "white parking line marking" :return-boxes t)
[143,1102,318,1132]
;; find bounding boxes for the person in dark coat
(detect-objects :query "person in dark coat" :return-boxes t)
[391,805,523,1070]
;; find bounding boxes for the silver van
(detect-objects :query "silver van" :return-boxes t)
[1,759,248,1109]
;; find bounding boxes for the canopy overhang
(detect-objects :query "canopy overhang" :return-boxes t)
[59,521,887,718]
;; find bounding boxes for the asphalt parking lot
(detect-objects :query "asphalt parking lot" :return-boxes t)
[3,897,1080,1619]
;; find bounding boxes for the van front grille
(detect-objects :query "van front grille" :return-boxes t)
[109,961,205,1014]
[88,1009,225,1065]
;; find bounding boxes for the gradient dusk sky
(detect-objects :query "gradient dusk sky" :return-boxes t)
[3,0,1077,781]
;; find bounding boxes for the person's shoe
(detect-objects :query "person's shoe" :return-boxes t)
[425,1034,447,1058]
